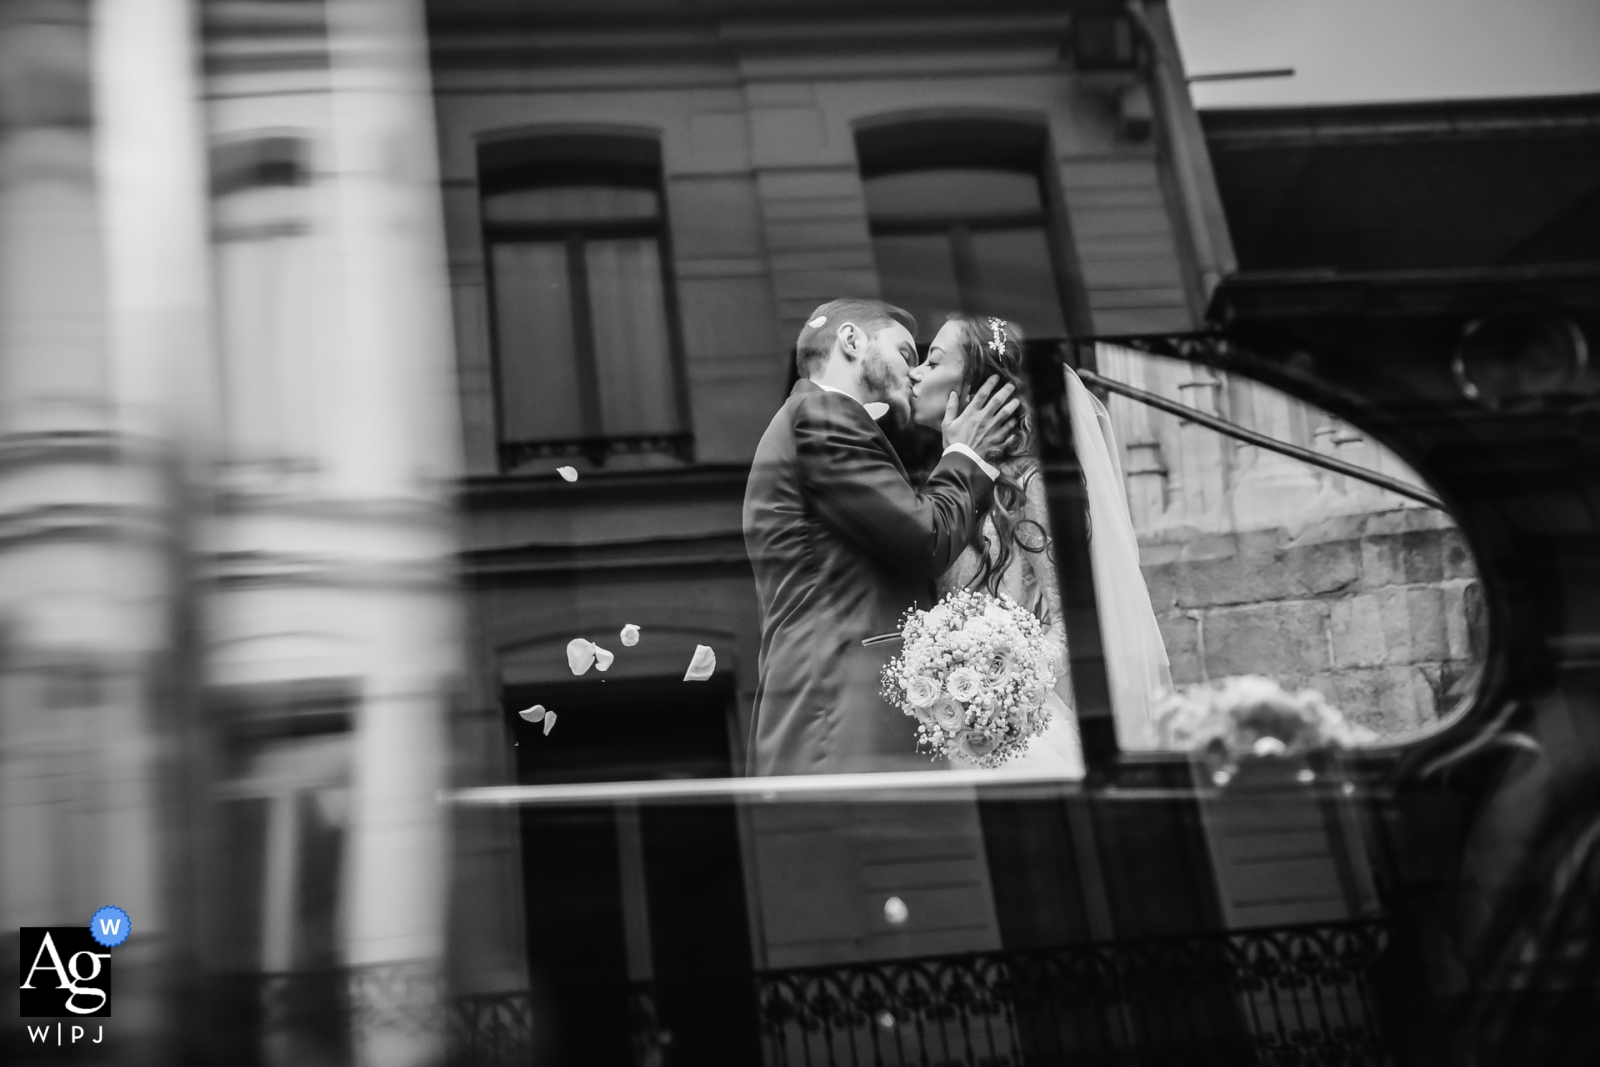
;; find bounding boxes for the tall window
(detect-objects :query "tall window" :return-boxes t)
[480,133,689,470]
[211,134,318,478]
[857,118,1076,343]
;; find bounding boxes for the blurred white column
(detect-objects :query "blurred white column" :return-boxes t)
[90,8,211,1057]
[319,2,463,1064]
[0,0,207,1057]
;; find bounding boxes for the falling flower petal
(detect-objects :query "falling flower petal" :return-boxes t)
[619,623,641,647]
[556,466,578,482]
[543,711,557,735]
[518,704,547,723]
[684,644,716,681]
[1252,736,1287,757]
[864,401,889,421]
[567,638,596,675]
[593,645,615,672]
[807,315,827,329]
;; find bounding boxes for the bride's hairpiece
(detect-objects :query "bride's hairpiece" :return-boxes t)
[987,317,1008,355]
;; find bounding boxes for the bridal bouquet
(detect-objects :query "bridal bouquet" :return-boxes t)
[881,589,1060,767]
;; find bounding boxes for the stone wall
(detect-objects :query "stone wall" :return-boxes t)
[1140,507,1484,737]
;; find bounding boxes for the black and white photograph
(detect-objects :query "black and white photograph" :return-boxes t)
[1,0,1598,1064]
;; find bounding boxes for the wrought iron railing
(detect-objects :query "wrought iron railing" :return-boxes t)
[755,920,1393,1067]
[450,989,536,1067]
[202,961,446,1065]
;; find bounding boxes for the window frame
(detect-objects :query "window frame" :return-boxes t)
[854,115,1093,343]
[477,131,694,471]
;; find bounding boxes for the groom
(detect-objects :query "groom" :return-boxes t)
[743,299,1019,775]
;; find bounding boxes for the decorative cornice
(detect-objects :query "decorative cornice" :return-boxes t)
[426,4,1076,69]
[460,530,750,583]
[1210,263,1600,323]
[1202,92,1600,150]
[207,550,460,592]
[459,462,750,508]
[0,503,169,551]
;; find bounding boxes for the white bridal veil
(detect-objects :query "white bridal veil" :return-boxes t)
[1064,363,1173,749]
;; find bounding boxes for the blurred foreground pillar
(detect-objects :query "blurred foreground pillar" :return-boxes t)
[0,0,198,1060]
[197,0,464,1064]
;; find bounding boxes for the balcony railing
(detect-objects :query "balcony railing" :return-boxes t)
[198,923,1391,1067]
[755,920,1393,1067]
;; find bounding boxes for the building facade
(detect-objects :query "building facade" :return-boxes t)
[5,1,1560,1064]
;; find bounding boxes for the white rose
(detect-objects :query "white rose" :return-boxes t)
[957,729,999,761]
[947,667,983,703]
[904,676,940,708]
[980,648,1014,687]
[928,695,965,731]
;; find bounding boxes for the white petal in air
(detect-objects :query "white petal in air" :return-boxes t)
[863,402,889,421]
[684,644,717,681]
[1252,736,1287,757]
[556,466,578,482]
[593,645,615,672]
[543,711,557,735]
[620,623,641,647]
[807,315,827,329]
[566,638,596,675]
[518,704,547,723]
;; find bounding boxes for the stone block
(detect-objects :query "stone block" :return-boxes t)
[1141,562,1179,613]
[1199,601,1330,679]
[1175,536,1359,609]
[1439,659,1482,714]
[1377,586,1450,664]
[1363,507,1454,537]
[1288,513,1367,548]
[1157,612,1202,685]
[1177,532,1240,564]
[1443,582,1475,661]
[1307,664,1440,736]
[1282,538,1363,596]
[1329,594,1387,668]
[1360,529,1445,589]
[1441,528,1478,580]
[1137,537,1186,565]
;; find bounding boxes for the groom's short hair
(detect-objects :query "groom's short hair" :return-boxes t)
[794,299,916,378]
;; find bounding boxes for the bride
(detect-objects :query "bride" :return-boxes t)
[908,314,1172,774]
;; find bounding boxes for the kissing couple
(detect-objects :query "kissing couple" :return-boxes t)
[743,298,1170,777]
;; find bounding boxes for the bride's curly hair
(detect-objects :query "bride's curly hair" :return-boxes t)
[945,314,1050,598]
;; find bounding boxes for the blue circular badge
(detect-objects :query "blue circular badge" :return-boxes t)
[89,905,131,948]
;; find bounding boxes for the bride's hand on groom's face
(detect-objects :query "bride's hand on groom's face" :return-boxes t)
[941,375,1020,459]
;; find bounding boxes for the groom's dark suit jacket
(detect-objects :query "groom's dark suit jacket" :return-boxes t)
[743,380,994,776]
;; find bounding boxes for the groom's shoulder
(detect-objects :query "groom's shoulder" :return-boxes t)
[788,385,874,435]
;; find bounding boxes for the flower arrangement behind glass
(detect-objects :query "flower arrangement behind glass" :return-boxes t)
[1154,675,1377,785]
[881,589,1060,767]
